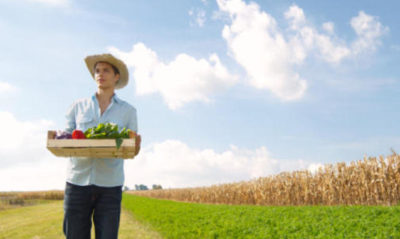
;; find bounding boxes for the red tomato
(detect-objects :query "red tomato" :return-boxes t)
[72,130,86,139]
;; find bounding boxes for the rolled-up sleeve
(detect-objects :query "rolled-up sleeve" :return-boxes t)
[65,103,76,133]
[127,107,138,132]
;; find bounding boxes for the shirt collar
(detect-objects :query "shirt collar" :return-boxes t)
[92,93,121,104]
[113,94,122,104]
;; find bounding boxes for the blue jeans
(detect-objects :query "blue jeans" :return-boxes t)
[63,182,122,239]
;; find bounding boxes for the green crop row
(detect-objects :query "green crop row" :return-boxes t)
[122,193,400,239]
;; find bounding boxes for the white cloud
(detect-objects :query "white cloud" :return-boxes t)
[0,111,66,191]
[0,111,325,190]
[216,0,387,100]
[285,4,306,29]
[0,111,55,166]
[307,163,324,174]
[109,43,238,110]
[212,9,231,22]
[322,22,335,35]
[189,8,207,27]
[217,0,307,101]
[285,6,387,63]
[351,11,389,55]
[124,139,317,189]
[0,81,17,94]
[0,159,67,191]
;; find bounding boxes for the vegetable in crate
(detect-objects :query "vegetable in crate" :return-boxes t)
[55,130,72,139]
[84,122,132,149]
[72,130,86,139]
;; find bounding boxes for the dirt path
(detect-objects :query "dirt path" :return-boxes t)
[0,201,163,239]
[119,205,163,239]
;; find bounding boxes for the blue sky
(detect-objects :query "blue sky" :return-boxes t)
[1,0,399,191]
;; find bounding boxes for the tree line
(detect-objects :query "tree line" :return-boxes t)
[123,184,163,191]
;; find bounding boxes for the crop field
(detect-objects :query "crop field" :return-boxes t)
[0,191,64,210]
[122,194,400,238]
[1,191,399,238]
[1,153,400,238]
[133,153,400,206]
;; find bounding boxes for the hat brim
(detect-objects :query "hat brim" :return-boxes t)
[84,54,129,89]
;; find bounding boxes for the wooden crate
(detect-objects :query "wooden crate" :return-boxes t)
[46,130,136,159]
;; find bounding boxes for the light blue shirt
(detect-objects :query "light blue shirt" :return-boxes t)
[64,93,138,187]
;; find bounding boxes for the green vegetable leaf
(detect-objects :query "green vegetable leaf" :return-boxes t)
[108,131,120,139]
[115,138,123,150]
[111,124,119,132]
[95,123,105,133]
[85,123,132,141]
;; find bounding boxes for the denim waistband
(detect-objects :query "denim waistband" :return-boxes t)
[66,182,122,190]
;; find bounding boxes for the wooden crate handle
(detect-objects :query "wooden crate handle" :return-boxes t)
[129,130,136,139]
[48,130,56,140]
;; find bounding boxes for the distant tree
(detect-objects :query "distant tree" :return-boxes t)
[122,186,130,191]
[152,184,162,190]
[134,184,149,190]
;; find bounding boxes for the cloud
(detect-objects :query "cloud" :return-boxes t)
[0,81,17,94]
[307,163,324,174]
[0,111,66,191]
[0,111,324,190]
[285,5,351,64]
[189,8,207,27]
[124,139,317,189]
[109,43,238,110]
[322,22,335,35]
[217,0,307,100]
[0,111,55,167]
[284,6,388,63]
[216,0,388,100]
[0,159,67,191]
[351,11,389,54]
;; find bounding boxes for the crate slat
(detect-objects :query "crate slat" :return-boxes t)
[47,138,135,148]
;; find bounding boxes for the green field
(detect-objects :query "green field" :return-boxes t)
[123,194,400,239]
[1,194,400,238]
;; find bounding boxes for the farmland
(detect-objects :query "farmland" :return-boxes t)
[0,191,64,211]
[132,154,400,206]
[1,153,400,238]
[122,194,400,238]
[1,193,399,238]
[0,195,162,239]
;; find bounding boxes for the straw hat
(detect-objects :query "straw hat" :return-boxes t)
[84,53,129,89]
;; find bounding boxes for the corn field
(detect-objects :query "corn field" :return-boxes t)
[0,190,64,200]
[132,154,400,206]
[0,190,64,210]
